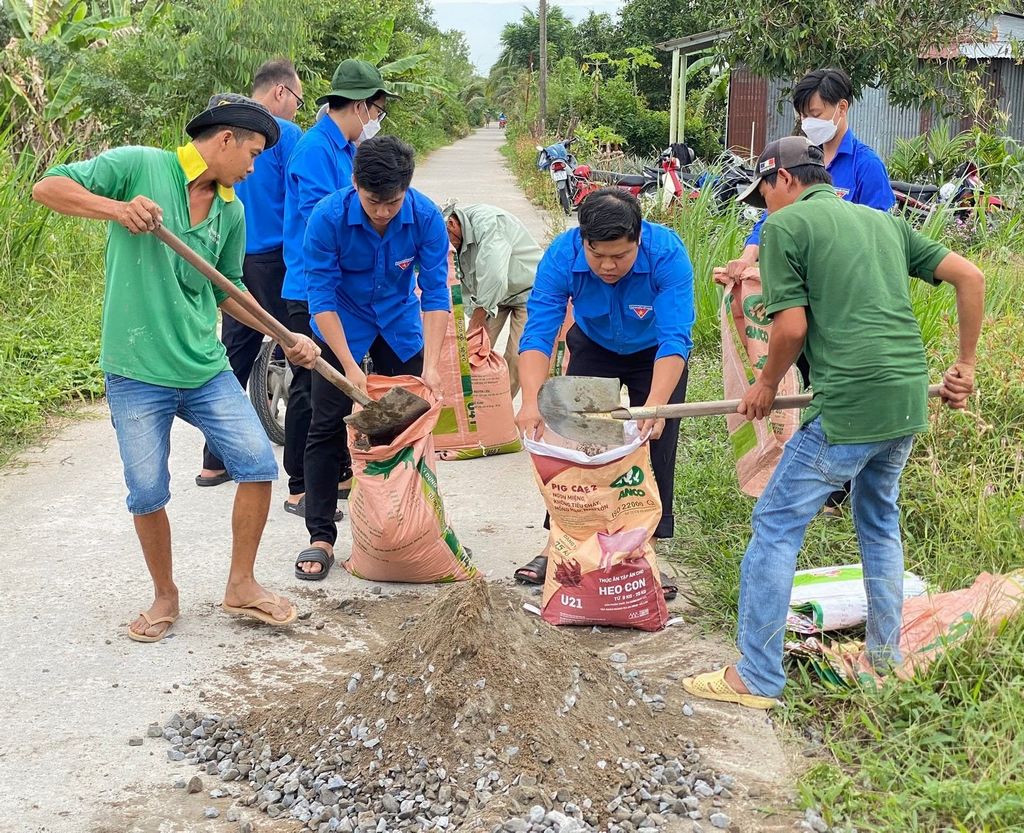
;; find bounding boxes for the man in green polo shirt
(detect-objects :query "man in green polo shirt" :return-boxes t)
[32,93,321,643]
[683,136,984,708]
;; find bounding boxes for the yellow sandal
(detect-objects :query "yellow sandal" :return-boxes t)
[682,667,779,710]
[127,610,178,643]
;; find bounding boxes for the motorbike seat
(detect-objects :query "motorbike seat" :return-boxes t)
[890,181,940,199]
[589,170,650,187]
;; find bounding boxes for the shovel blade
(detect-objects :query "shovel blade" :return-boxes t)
[343,386,431,445]
[538,376,628,446]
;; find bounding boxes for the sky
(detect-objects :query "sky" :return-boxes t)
[430,0,624,74]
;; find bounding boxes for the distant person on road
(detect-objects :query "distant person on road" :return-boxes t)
[195,58,304,488]
[717,66,896,516]
[32,94,321,642]
[281,59,399,524]
[685,137,982,709]
[294,136,450,581]
[444,201,541,397]
[512,188,695,596]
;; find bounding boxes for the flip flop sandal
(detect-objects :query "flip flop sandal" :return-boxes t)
[681,667,778,710]
[294,547,335,581]
[660,571,678,601]
[195,471,232,487]
[222,592,298,625]
[514,554,548,585]
[283,497,343,521]
[339,469,353,501]
[127,610,179,643]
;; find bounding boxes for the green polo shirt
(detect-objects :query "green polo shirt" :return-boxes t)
[759,184,949,444]
[452,204,540,316]
[43,144,246,388]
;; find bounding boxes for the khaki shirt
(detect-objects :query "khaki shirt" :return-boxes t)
[452,204,541,316]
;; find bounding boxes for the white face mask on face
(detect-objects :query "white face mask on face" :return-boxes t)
[357,102,382,144]
[801,106,843,146]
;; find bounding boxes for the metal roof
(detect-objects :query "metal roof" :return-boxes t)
[655,28,731,54]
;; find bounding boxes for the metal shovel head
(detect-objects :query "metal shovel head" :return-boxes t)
[538,376,630,447]
[343,386,431,445]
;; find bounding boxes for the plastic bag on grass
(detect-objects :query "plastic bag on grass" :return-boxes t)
[345,375,476,583]
[525,428,668,631]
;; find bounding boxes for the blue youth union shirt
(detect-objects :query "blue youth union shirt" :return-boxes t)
[281,116,357,301]
[746,128,896,245]
[519,220,695,361]
[234,117,302,255]
[303,186,451,362]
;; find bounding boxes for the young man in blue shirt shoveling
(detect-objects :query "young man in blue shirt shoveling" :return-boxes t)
[294,136,450,580]
[280,59,399,525]
[514,189,695,597]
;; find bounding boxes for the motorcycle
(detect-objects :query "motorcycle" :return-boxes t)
[536,138,582,214]
[891,161,1004,225]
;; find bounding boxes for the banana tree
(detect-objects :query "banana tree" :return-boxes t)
[356,18,451,98]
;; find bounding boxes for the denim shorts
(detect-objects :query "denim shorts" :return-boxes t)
[105,371,278,515]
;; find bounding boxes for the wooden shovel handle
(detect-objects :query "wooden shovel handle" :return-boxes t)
[152,224,372,407]
[617,384,944,420]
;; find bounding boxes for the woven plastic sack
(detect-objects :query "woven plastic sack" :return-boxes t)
[433,265,522,460]
[345,375,476,583]
[720,278,801,496]
[525,429,668,631]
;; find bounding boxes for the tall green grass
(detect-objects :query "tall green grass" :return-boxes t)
[0,136,106,464]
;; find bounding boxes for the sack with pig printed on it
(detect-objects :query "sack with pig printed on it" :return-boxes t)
[720,278,800,497]
[433,264,522,460]
[525,430,668,631]
[345,375,476,584]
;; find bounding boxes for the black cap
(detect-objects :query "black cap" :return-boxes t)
[185,93,280,149]
[737,136,826,209]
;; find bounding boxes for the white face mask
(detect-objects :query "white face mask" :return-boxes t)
[357,103,382,144]
[801,107,842,146]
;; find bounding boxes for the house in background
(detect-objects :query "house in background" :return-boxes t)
[657,11,1024,160]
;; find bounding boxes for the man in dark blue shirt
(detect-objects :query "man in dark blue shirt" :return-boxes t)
[195,59,303,488]
[279,59,398,521]
[514,189,695,590]
[294,136,451,580]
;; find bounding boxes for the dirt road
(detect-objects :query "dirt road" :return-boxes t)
[0,126,796,833]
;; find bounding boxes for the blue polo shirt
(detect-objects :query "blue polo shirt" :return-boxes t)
[304,186,451,362]
[281,116,357,301]
[746,128,895,245]
[235,117,301,255]
[519,220,694,361]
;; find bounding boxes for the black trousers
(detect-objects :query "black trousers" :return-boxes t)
[550,325,689,539]
[305,335,423,546]
[283,300,315,496]
[796,353,848,508]
[203,249,289,471]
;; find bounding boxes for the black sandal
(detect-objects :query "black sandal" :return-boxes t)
[514,555,548,585]
[195,471,232,487]
[295,547,335,581]
[283,497,342,522]
[660,570,678,601]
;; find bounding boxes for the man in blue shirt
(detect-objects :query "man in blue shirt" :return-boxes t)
[280,59,398,520]
[718,67,895,515]
[294,136,450,579]
[196,59,304,488]
[514,188,695,590]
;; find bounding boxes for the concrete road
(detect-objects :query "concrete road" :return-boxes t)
[0,126,552,833]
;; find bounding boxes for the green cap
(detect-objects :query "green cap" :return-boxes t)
[315,59,400,106]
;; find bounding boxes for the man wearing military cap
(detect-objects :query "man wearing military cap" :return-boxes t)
[32,93,322,643]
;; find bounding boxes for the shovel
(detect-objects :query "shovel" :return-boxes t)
[539,375,944,446]
[152,225,430,444]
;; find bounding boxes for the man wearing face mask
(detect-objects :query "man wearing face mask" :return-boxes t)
[280,59,398,534]
[716,67,895,515]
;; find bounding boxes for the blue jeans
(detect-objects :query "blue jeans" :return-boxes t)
[106,371,278,515]
[735,416,915,697]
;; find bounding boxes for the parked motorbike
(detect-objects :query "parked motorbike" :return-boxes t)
[535,138,581,214]
[891,161,1004,225]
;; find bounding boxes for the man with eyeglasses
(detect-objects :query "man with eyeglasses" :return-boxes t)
[195,58,304,489]
[281,60,400,578]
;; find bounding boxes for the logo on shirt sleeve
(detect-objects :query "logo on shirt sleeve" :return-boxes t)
[395,257,414,270]
[629,304,654,319]
[835,187,850,199]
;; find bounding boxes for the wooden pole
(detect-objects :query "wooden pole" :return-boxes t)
[669,49,680,145]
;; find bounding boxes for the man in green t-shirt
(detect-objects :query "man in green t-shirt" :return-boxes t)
[32,93,321,643]
[683,136,984,708]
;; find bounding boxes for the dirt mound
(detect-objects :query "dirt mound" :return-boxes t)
[245,579,691,826]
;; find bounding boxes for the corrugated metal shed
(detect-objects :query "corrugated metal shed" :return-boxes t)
[725,71,769,156]
[994,61,1024,143]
